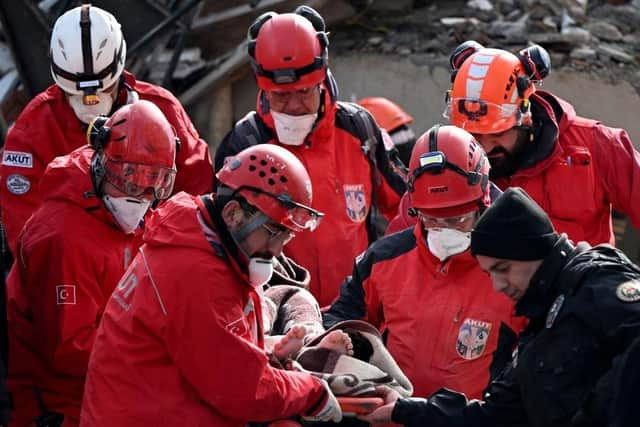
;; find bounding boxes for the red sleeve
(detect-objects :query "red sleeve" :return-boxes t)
[161,262,326,422]
[591,125,640,228]
[14,229,105,376]
[1,122,50,254]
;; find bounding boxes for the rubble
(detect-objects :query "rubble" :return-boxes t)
[330,0,640,95]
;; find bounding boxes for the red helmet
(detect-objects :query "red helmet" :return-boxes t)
[445,48,535,134]
[248,7,328,92]
[216,145,324,232]
[408,125,490,217]
[357,97,413,132]
[88,100,177,199]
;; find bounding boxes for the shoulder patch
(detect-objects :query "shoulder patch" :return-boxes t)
[6,174,31,195]
[616,280,640,303]
[2,150,33,168]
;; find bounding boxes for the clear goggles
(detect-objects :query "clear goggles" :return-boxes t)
[234,185,324,232]
[104,160,177,200]
[416,209,478,231]
[443,97,524,134]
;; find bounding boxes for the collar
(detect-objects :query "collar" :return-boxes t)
[515,235,576,318]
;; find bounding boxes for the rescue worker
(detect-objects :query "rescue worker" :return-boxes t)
[0,4,213,255]
[445,41,640,246]
[324,125,526,400]
[214,6,406,306]
[358,96,416,166]
[358,188,640,427]
[6,100,177,426]
[80,145,342,426]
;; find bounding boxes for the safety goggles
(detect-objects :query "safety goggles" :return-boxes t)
[234,185,324,232]
[262,222,295,245]
[104,160,176,200]
[443,97,524,134]
[416,209,478,231]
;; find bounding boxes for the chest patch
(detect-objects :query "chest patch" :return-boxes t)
[343,184,368,223]
[456,318,492,360]
[616,280,640,303]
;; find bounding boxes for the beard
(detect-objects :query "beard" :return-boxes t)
[487,130,530,179]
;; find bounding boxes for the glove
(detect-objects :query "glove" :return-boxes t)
[302,379,343,423]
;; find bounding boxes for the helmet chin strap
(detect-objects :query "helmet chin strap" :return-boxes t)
[229,211,270,255]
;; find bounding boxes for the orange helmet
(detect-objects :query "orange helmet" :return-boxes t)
[216,145,324,232]
[408,125,490,217]
[357,97,413,132]
[445,48,535,135]
[87,100,177,200]
[248,6,328,92]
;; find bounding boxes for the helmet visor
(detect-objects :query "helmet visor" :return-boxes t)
[105,160,176,200]
[444,98,521,134]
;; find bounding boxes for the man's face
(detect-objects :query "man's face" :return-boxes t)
[472,127,529,178]
[475,255,543,301]
[224,201,294,259]
[264,85,321,116]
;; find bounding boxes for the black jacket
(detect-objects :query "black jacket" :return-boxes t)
[392,236,640,427]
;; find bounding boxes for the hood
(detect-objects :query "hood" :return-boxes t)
[142,192,215,254]
[255,83,337,147]
[508,91,560,178]
[40,146,115,225]
[143,192,253,286]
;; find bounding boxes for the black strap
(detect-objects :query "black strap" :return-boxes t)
[80,4,93,75]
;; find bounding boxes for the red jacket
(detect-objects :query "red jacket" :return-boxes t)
[494,92,640,246]
[215,90,405,306]
[6,147,139,425]
[80,192,328,426]
[325,225,526,399]
[0,71,213,254]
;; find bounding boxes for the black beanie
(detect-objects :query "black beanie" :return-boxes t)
[470,187,560,260]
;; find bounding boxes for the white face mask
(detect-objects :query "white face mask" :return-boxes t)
[68,91,114,124]
[103,195,151,234]
[427,228,471,261]
[271,111,318,146]
[248,257,274,288]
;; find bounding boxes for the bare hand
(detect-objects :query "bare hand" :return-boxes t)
[357,386,401,425]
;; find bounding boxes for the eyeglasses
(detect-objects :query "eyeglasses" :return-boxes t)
[416,210,478,231]
[232,185,324,232]
[262,222,295,245]
[104,160,177,200]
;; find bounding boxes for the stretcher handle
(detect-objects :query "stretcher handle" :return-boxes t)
[337,397,384,416]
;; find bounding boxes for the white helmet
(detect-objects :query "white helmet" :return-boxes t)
[50,5,126,99]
